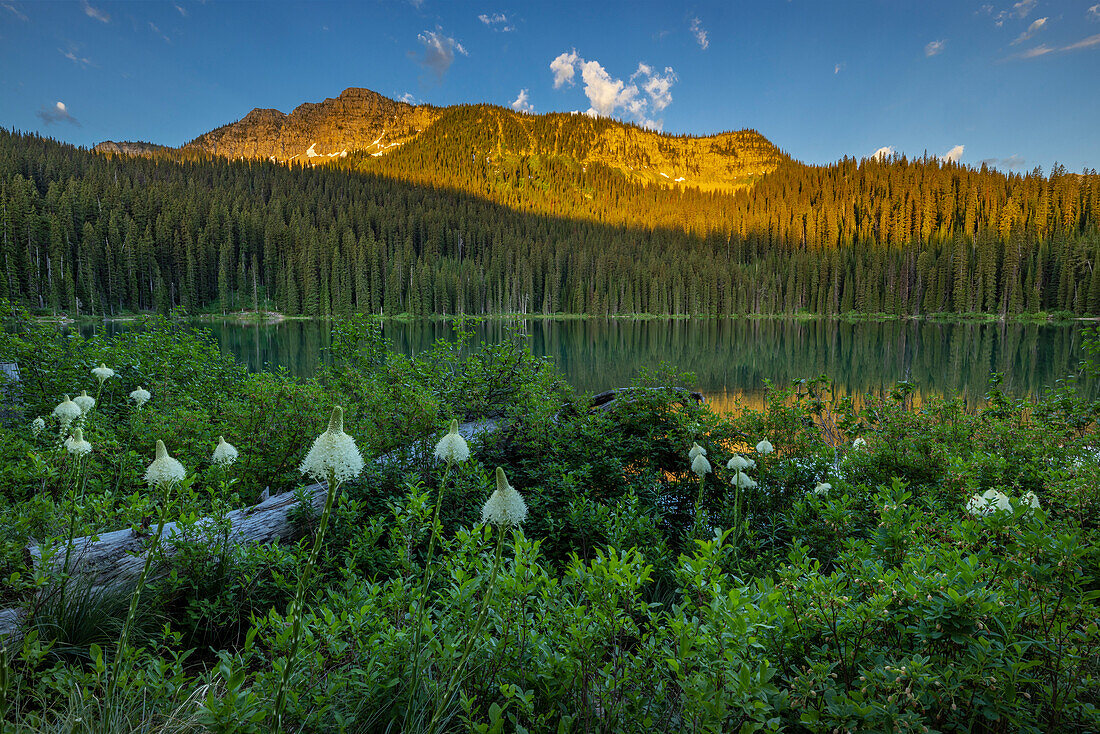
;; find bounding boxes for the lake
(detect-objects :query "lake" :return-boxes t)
[82,317,1094,412]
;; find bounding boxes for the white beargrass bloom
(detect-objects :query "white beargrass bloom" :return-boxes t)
[65,428,92,456]
[300,406,364,485]
[92,363,115,384]
[688,442,707,460]
[212,436,239,467]
[966,488,1012,517]
[814,482,832,496]
[756,438,774,454]
[74,390,95,415]
[32,417,45,436]
[129,386,151,408]
[852,437,867,449]
[145,440,186,488]
[1022,491,1041,510]
[691,452,712,477]
[481,467,528,527]
[733,471,757,489]
[727,454,751,471]
[434,418,470,464]
[53,395,81,431]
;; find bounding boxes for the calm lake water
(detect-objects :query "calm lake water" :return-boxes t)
[83,318,1094,412]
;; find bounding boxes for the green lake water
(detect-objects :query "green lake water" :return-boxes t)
[82,318,1093,412]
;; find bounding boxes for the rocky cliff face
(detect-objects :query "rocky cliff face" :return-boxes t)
[92,141,168,156]
[184,88,438,162]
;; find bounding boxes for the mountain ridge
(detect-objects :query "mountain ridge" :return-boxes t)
[97,87,785,192]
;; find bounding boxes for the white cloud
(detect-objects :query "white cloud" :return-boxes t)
[1090,4,1100,20]
[149,21,170,42]
[1,2,27,21]
[36,101,80,126]
[478,12,514,31]
[511,88,534,113]
[980,154,1026,169]
[834,62,844,74]
[1011,17,1047,44]
[550,50,579,88]
[872,146,896,161]
[1012,0,1037,18]
[689,17,709,50]
[80,0,109,23]
[59,46,92,66]
[399,92,418,104]
[1063,33,1100,50]
[1011,33,1100,59]
[939,145,965,163]
[174,3,187,16]
[413,28,467,79]
[925,39,946,56]
[550,52,677,129]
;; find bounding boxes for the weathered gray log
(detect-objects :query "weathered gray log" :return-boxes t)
[0,388,696,640]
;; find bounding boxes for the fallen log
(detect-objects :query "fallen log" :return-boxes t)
[1,388,702,640]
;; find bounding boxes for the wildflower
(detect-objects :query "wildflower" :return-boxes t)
[433,418,470,464]
[74,390,95,414]
[756,438,774,454]
[129,386,151,408]
[300,406,364,485]
[688,442,707,460]
[814,482,832,496]
[65,428,92,456]
[212,436,239,467]
[92,363,115,384]
[1021,491,1041,510]
[727,454,751,471]
[481,467,528,527]
[852,437,867,449]
[733,471,757,489]
[32,417,45,436]
[144,440,186,488]
[965,488,1012,517]
[691,452,712,477]
[53,395,81,431]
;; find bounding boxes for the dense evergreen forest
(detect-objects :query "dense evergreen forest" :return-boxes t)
[2,126,1099,318]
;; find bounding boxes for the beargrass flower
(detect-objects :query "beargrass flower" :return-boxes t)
[733,471,757,489]
[53,395,81,431]
[92,363,115,384]
[145,440,186,488]
[32,417,45,436]
[74,390,95,414]
[212,436,239,467]
[65,428,92,456]
[965,488,1012,517]
[853,437,867,449]
[691,452,712,477]
[814,482,832,496]
[727,454,751,471]
[299,406,364,485]
[688,442,707,460]
[481,467,528,527]
[129,386,151,408]
[756,438,774,454]
[434,419,470,464]
[1022,491,1041,510]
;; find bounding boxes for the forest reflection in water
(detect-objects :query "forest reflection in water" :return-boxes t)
[83,317,1094,413]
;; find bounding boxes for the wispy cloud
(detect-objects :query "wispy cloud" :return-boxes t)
[149,21,170,42]
[36,101,80,127]
[549,51,677,130]
[511,88,533,113]
[1,1,27,21]
[989,0,1037,26]
[1010,33,1100,59]
[980,154,1026,169]
[412,28,467,80]
[59,45,93,67]
[174,3,187,16]
[834,62,845,74]
[872,146,896,161]
[398,92,418,104]
[940,144,965,163]
[478,12,514,32]
[1089,4,1100,21]
[689,17,709,50]
[925,39,946,56]
[80,0,109,23]
[1011,17,1047,44]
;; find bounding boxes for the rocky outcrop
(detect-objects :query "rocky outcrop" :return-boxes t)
[92,140,168,156]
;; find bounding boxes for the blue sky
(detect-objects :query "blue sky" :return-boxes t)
[1,0,1098,172]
